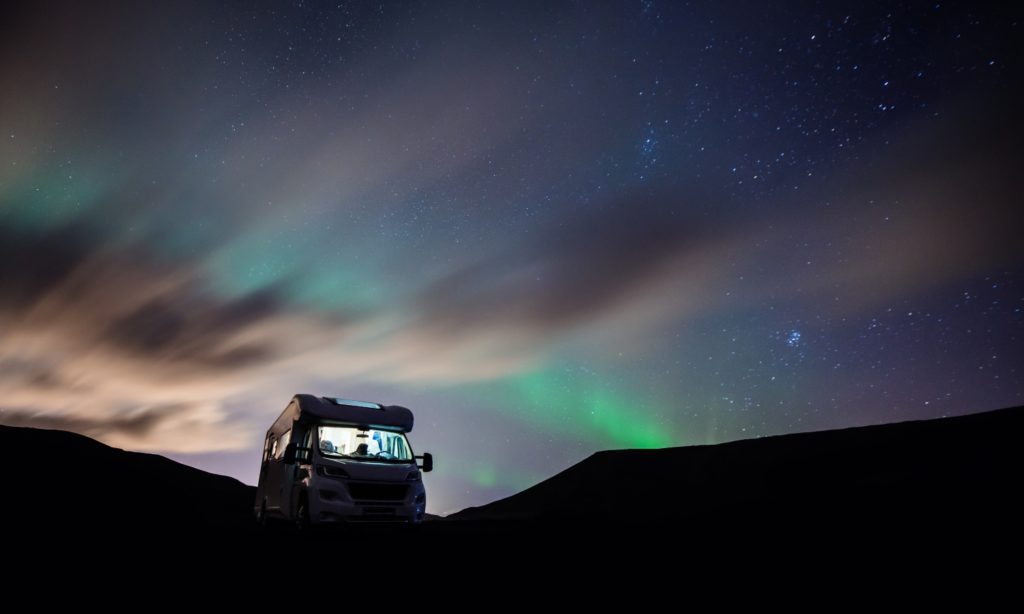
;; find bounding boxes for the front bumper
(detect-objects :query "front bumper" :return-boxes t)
[310,481,426,524]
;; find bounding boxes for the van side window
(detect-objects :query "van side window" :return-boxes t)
[262,434,273,463]
[275,429,291,460]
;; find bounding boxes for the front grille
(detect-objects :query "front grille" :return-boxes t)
[362,507,396,515]
[346,482,409,502]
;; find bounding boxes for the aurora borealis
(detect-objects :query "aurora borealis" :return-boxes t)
[1,2,1022,514]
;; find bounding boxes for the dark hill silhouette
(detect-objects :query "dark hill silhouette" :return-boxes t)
[450,405,1024,528]
[0,425,255,530]
[3,406,1021,545]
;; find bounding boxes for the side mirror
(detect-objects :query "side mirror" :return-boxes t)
[417,452,433,473]
[283,442,298,465]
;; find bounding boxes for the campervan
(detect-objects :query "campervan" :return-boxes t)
[254,394,432,527]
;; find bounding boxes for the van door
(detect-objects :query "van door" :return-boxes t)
[277,428,311,519]
[266,429,291,514]
[255,432,273,511]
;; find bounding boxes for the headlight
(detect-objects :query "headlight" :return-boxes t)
[406,470,422,481]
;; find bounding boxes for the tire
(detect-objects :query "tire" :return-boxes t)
[256,500,268,528]
[294,496,311,532]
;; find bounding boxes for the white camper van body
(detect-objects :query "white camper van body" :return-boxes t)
[254,394,431,526]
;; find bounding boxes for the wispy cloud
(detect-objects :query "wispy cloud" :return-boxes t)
[1,0,1019,465]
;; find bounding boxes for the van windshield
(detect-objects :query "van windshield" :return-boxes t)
[317,426,413,462]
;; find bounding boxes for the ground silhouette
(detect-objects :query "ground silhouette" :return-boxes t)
[2,406,1020,560]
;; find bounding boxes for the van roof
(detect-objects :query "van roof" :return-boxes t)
[292,393,415,432]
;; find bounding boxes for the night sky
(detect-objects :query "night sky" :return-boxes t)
[1,1,1021,514]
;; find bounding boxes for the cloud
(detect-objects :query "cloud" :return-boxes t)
[0,222,345,452]
[343,92,1024,377]
[338,189,735,381]
[0,224,287,374]
[418,191,722,330]
[0,194,730,437]
[732,90,1024,316]
[0,401,239,454]
[2,89,1019,453]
